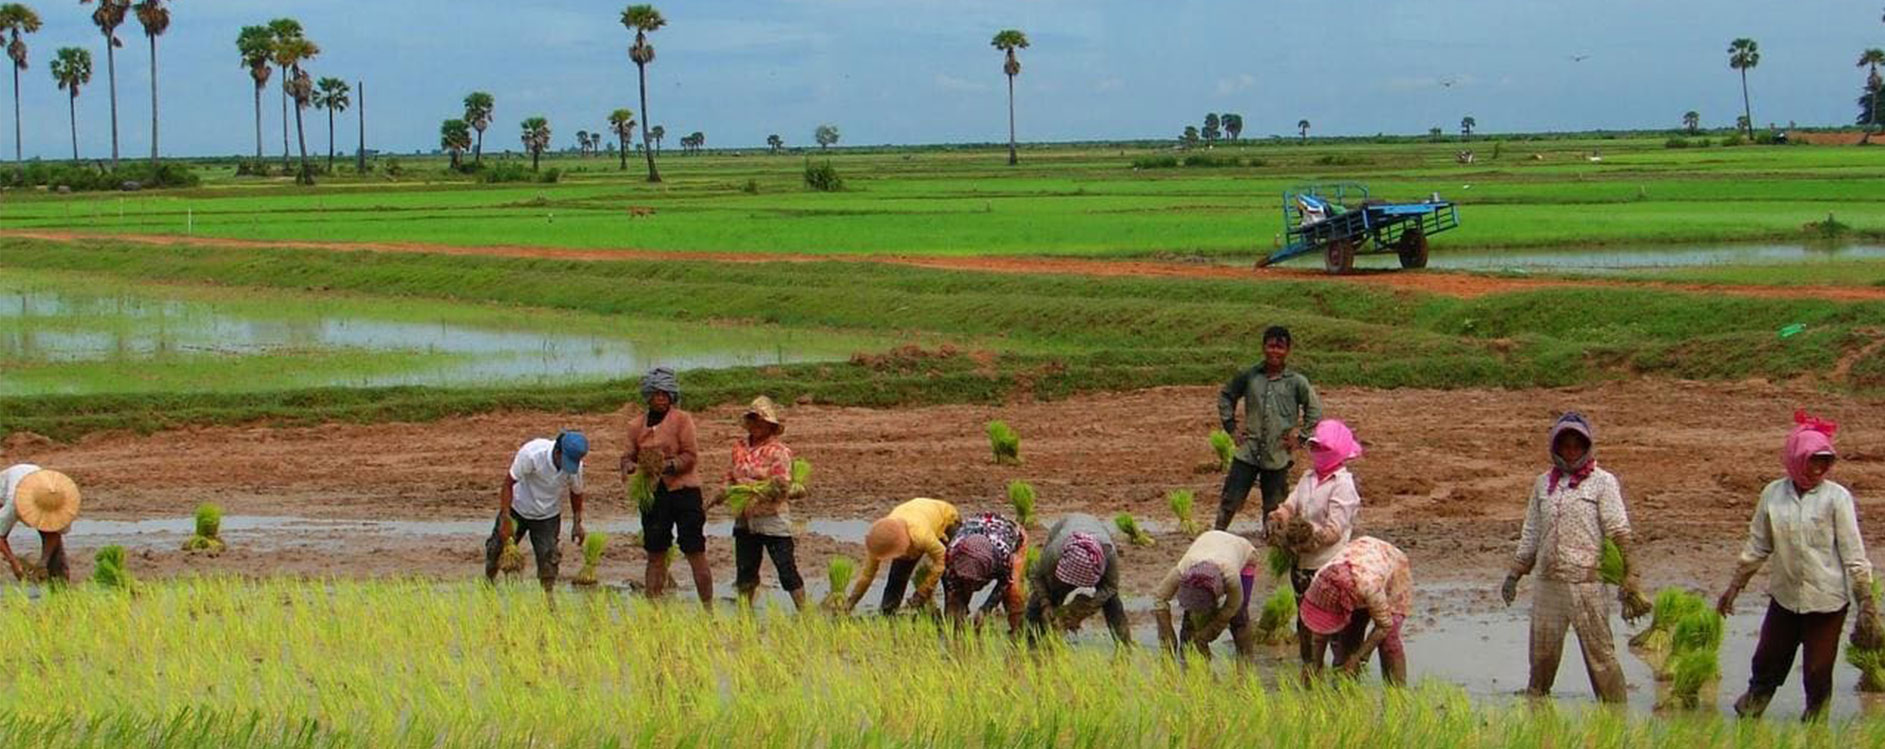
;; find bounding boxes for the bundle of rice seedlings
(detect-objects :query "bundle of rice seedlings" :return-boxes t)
[1630,587,1704,655]
[1847,580,1885,692]
[1007,480,1038,528]
[181,503,227,555]
[1056,593,1102,632]
[1668,650,1720,709]
[496,539,527,575]
[1267,545,1297,580]
[987,421,1022,466]
[788,458,813,498]
[1663,608,1724,705]
[1254,585,1298,645]
[1113,513,1153,547]
[1208,430,1235,471]
[91,545,134,590]
[572,533,608,587]
[1167,490,1199,536]
[1019,546,1041,600]
[1598,538,1625,586]
[822,556,857,611]
[628,471,657,514]
[724,482,768,515]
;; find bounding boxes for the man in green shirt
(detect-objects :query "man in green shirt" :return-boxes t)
[1216,326,1322,531]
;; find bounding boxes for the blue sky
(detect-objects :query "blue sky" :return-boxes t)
[7,0,1882,158]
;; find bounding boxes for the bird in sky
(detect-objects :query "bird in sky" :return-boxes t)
[1570,54,1591,62]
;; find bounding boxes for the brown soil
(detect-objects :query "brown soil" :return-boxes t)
[8,229,1885,302]
[8,379,1884,612]
[1791,131,1870,146]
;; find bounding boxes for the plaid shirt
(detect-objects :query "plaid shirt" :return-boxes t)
[726,437,793,535]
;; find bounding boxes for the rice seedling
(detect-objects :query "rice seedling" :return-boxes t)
[1630,587,1704,660]
[90,546,133,590]
[1055,593,1102,632]
[1849,581,1885,692]
[724,481,768,515]
[627,471,657,514]
[180,503,226,555]
[572,533,608,587]
[987,420,1022,466]
[1209,429,1235,471]
[1008,480,1038,528]
[822,556,856,611]
[496,539,526,575]
[1598,538,1625,586]
[1113,513,1153,547]
[789,458,813,497]
[1661,607,1724,707]
[1255,585,1298,645]
[1167,489,1199,536]
[1267,544,1297,580]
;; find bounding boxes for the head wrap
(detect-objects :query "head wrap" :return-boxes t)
[1783,410,1838,490]
[1307,420,1362,479]
[946,534,998,583]
[1053,533,1106,588]
[1298,560,1358,635]
[640,367,680,403]
[865,517,912,560]
[1175,561,1223,613]
[1547,412,1596,492]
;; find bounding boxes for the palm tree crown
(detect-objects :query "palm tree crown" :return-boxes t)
[0,3,42,167]
[50,44,88,160]
[621,4,665,182]
[991,29,1027,166]
[1728,38,1760,136]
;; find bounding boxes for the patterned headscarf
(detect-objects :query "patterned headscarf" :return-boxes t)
[1175,562,1223,613]
[640,367,681,403]
[946,534,998,583]
[1783,410,1838,490]
[1299,560,1359,635]
[1054,533,1106,588]
[1547,411,1596,493]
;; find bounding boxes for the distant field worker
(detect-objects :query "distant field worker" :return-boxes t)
[711,396,806,611]
[1024,513,1130,646]
[484,431,588,593]
[1299,536,1413,685]
[1500,412,1651,704]
[0,465,80,583]
[1217,326,1322,531]
[844,498,961,616]
[1267,419,1364,665]
[1153,530,1262,662]
[941,512,1028,633]
[622,367,712,609]
[1717,411,1881,721]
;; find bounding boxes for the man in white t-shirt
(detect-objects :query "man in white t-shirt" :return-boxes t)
[1,464,82,584]
[483,431,588,592]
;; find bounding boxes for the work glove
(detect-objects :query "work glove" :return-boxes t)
[1500,572,1520,607]
[1612,537,1653,623]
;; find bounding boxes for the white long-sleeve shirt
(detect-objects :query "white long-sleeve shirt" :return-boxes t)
[1281,467,1360,570]
[1738,478,1872,614]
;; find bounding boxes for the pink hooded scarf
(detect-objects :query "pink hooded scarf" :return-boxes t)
[1308,420,1362,480]
[1783,410,1838,490]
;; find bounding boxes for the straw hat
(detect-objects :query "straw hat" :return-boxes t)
[14,469,80,533]
[743,396,784,431]
[865,517,911,560]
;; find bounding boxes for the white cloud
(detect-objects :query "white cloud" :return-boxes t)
[935,73,992,93]
[1214,73,1256,95]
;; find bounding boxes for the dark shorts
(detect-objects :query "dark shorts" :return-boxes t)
[733,526,803,592]
[642,485,706,555]
[485,508,560,581]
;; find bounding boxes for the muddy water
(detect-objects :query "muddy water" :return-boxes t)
[67,515,873,550]
[1282,243,1885,272]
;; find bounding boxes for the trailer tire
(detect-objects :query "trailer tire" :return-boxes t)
[1324,240,1355,275]
[1397,229,1429,269]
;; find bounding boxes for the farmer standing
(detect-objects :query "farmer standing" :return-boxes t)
[1217,326,1322,532]
[844,497,960,616]
[1024,513,1131,646]
[1153,530,1262,662]
[941,511,1028,634]
[1717,411,1882,720]
[712,396,807,611]
[1266,419,1365,665]
[622,367,714,609]
[1499,412,1651,704]
[0,465,80,583]
[1298,535,1414,685]
[484,431,588,593]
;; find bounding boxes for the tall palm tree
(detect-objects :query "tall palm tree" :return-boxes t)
[274,35,318,182]
[520,116,550,171]
[462,91,493,165]
[1222,113,1243,141]
[0,4,40,169]
[1460,115,1476,139]
[81,0,128,168]
[132,0,167,167]
[1728,38,1760,138]
[439,118,469,170]
[268,18,304,171]
[49,45,88,162]
[650,124,664,153]
[607,108,634,170]
[1860,49,1885,135]
[312,77,348,172]
[237,25,272,161]
[576,130,590,156]
[1297,119,1310,141]
[766,133,782,154]
[1682,110,1700,134]
[621,4,664,182]
[990,29,1027,166]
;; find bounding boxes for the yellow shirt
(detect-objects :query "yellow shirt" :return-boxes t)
[848,498,960,608]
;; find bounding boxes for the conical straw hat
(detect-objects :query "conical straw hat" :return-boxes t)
[15,469,79,532]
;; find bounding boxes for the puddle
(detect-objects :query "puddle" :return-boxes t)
[1274,243,1885,272]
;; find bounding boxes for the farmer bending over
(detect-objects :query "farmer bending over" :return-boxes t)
[622,368,712,609]
[1024,513,1130,646]
[844,498,960,616]
[1500,412,1650,704]
[0,465,80,584]
[1267,419,1364,666]
[942,512,1027,634]
[1299,536,1413,685]
[1217,326,1321,532]
[1154,530,1261,662]
[709,396,807,611]
[484,431,587,593]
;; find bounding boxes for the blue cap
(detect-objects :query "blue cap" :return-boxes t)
[555,431,588,474]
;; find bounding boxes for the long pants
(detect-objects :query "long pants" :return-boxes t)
[1217,458,1291,531]
[1528,579,1626,703]
[1744,598,1848,719]
[733,526,803,593]
[879,557,920,615]
[1293,567,1365,664]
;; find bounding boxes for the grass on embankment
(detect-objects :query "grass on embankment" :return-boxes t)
[3,239,1883,439]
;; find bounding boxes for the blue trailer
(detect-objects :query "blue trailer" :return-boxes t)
[1257,183,1460,274]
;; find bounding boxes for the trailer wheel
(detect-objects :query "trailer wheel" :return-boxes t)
[1397,229,1429,269]
[1323,240,1354,275]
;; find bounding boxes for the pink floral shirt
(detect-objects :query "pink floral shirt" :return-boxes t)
[726,437,793,535]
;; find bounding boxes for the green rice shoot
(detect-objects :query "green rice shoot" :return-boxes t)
[628,471,657,514]
[1113,513,1153,547]
[1167,489,1198,536]
[724,481,768,514]
[90,545,133,590]
[1267,545,1297,579]
[1598,538,1625,586]
[987,420,1021,466]
[573,532,608,587]
[181,503,227,554]
[1209,429,1235,471]
[1848,579,1885,692]
[789,458,813,497]
[823,556,857,611]
[1663,608,1723,705]
[1668,650,1720,709]
[1255,585,1298,646]
[1007,480,1038,528]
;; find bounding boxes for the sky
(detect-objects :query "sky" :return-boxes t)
[6,0,1883,159]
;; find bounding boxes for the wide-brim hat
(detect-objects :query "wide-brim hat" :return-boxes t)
[865,517,911,560]
[15,469,79,533]
[743,396,784,430]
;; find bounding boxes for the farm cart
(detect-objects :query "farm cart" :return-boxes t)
[1256,183,1459,274]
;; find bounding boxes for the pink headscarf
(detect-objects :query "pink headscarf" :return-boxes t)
[1783,410,1838,490]
[1308,420,1362,480]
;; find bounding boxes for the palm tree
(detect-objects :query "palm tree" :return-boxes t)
[1460,115,1476,139]
[607,108,634,170]
[1728,38,1760,138]
[1297,119,1310,141]
[1682,110,1700,134]
[1860,49,1885,136]
[237,25,273,161]
[689,130,704,154]
[1222,113,1243,141]
[439,118,470,170]
[312,77,349,172]
[766,133,782,154]
[650,124,664,153]
[0,4,40,169]
[575,130,590,157]
[462,91,493,165]
[82,0,129,168]
[132,0,167,167]
[520,116,550,171]
[268,18,305,171]
[49,45,88,162]
[274,35,318,182]
[990,29,1027,166]
[621,4,665,182]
